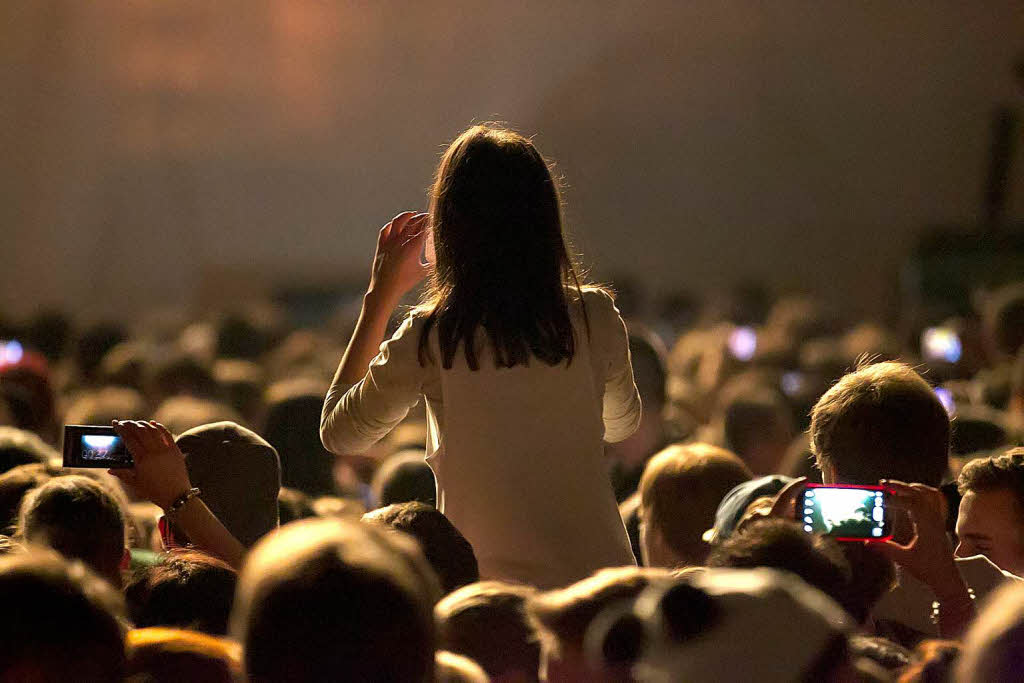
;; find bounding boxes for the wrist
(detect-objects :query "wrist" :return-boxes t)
[363,288,400,313]
[162,486,200,514]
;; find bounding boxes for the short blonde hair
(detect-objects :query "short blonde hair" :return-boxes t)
[639,443,752,564]
[810,361,949,486]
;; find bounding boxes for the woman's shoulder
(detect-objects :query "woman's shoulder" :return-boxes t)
[578,285,622,325]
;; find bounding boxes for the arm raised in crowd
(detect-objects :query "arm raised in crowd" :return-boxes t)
[110,420,246,570]
[320,211,430,455]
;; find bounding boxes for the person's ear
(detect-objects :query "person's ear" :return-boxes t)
[120,547,131,571]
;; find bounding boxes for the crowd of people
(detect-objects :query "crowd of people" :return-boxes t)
[1,125,1023,682]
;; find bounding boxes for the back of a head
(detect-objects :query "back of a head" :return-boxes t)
[215,307,280,361]
[372,449,437,508]
[706,519,853,621]
[75,322,126,384]
[154,396,244,437]
[125,550,238,635]
[175,421,280,547]
[18,474,125,585]
[147,352,219,404]
[0,550,125,682]
[528,566,672,657]
[125,627,241,683]
[628,325,668,411]
[810,361,950,486]
[435,651,490,683]
[421,124,583,371]
[720,383,794,473]
[639,443,753,565]
[363,501,479,593]
[232,517,441,683]
[63,386,147,426]
[956,581,1024,682]
[262,383,336,496]
[0,426,56,475]
[0,463,52,534]
[436,581,540,682]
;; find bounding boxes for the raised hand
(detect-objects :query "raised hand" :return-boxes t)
[366,211,431,305]
[875,480,960,590]
[110,420,193,510]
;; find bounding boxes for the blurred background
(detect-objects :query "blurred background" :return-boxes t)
[1,1,1022,324]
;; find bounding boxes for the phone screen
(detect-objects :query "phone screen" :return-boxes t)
[799,485,891,541]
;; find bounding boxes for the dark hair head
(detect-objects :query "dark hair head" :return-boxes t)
[720,382,794,473]
[0,550,126,682]
[18,475,126,585]
[0,463,52,535]
[958,448,1024,512]
[147,352,219,404]
[435,581,541,681]
[233,517,440,683]
[0,426,56,476]
[707,519,851,616]
[23,311,72,362]
[125,627,241,683]
[75,322,126,385]
[371,450,437,508]
[950,406,1011,457]
[98,340,151,391]
[262,382,335,496]
[810,361,950,486]
[627,324,668,409]
[277,486,317,525]
[175,422,281,548]
[418,124,589,370]
[363,502,478,593]
[125,550,238,635]
[215,307,282,361]
[0,357,57,442]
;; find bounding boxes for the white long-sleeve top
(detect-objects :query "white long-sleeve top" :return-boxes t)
[321,288,641,588]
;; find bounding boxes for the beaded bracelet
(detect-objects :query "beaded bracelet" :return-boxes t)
[166,487,202,515]
[930,587,976,626]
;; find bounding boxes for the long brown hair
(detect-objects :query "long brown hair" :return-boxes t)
[417,125,590,370]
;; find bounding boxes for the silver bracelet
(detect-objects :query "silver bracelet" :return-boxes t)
[166,487,202,515]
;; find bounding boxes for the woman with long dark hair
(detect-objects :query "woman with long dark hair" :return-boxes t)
[321,125,640,588]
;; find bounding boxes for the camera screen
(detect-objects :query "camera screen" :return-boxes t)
[801,487,887,539]
[64,426,133,468]
[80,434,129,463]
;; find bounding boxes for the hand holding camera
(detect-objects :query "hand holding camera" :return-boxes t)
[108,420,194,511]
